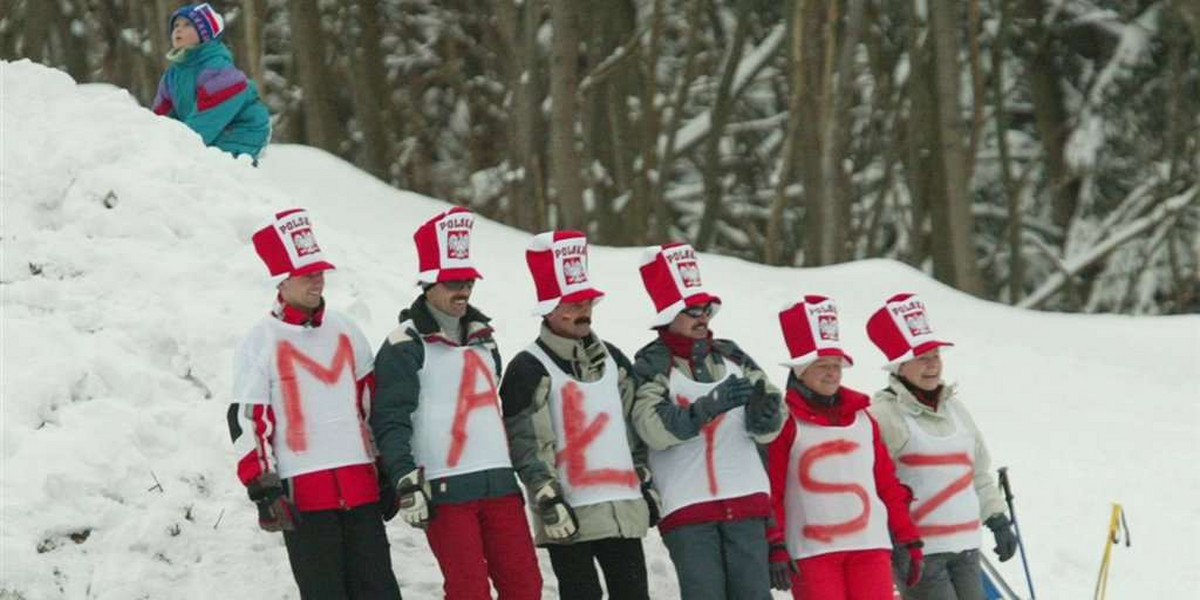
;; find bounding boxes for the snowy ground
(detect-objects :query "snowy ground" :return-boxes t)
[2,59,1198,599]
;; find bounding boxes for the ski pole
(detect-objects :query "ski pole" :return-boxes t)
[981,555,1022,600]
[998,467,1036,599]
[1092,503,1130,600]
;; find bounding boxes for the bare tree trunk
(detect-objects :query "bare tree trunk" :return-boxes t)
[964,0,986,185]
[548,0,585,229]
[50,0,90,82]
[992,0,1022,302]
[350,0,391,180]
[766,0,807,265]
[807,0,864,265]
[695,8,750,251]
[496,0,545,231]
[242,0,265,86]
[1021,0,1079,239]
[927,1,983,294]
[289,0,340,154]
[22,0,52,63]
[641,0,669,241]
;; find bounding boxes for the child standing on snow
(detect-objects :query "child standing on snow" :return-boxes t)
[152,3,270,161]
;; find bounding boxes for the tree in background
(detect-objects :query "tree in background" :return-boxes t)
[2,0,1196,314]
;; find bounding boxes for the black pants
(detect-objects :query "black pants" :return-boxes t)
[282,502,403,600]
[547,537,649,600]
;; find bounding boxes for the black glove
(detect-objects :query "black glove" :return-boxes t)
[744,379,781,435]
[636,466,662,527]
[248,472,295,533]
[892,540,925,587]
[690,376,753,425]
[986,513,1018,562]
[768,544,798,591]
[376,460,399,522]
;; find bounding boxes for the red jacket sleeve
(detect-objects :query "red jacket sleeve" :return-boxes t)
[229,403,277,486]
[766,416,797,561]
[869,414,920,544]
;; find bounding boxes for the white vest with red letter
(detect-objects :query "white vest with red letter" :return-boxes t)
[233,311,375,479]
[784,412,891,559]
[410,332,513,480]
[894,403,981,554]
[526,343,642,508]
[647,363,771,518]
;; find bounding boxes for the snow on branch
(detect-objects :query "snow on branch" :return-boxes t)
[657,24,786,159]
[1018,186,1199,310]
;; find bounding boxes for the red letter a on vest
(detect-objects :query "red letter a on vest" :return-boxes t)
[276,334,357,453]
[446,350,500,467]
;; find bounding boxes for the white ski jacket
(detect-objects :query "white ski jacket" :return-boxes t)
[868,377,1008,522]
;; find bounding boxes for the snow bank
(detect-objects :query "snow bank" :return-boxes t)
[3,60,1198,598]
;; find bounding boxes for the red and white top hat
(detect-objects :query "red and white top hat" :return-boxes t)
[413,207,483,284]
[778,295,854,370]
[866,293,955,366]
[251,208,335,279]
[639,243,721,327]
[526,231,605,315]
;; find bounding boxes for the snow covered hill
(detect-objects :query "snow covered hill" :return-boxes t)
[2,59,1198,599]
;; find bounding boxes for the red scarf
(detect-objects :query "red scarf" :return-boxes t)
[271,293,325,327]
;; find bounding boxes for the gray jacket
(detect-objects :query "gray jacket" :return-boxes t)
[631,335,785,451]
[499,324,650,545]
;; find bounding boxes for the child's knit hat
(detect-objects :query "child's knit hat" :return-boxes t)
[168,3,226,43]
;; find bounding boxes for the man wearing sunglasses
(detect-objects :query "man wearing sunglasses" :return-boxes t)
[631,243,787,600]
[500,231,654,599]
[370,208,541,600]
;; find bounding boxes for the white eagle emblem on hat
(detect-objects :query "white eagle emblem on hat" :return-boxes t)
[446,229,470,259]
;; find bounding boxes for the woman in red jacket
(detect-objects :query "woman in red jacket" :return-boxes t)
[767,295,924,599]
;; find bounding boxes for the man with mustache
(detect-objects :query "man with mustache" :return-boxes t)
[370,208,541,600]
[499,231,654,599]
[631,243,786,600]
[230,209,402,598]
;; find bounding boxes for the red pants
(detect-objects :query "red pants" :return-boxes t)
[425,493,542,600]
[791,549,894,600]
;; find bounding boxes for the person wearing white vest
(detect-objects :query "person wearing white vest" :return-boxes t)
[370,208,541,600]
[230,209,402,599]
[499,231,654,599]
[766,295,923,600]
[631,243,786,600]
[865,293,1017,600]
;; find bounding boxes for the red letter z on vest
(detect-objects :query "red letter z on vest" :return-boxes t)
[898,452,980,537]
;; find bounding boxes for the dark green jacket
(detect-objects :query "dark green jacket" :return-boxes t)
[370,296,519,505]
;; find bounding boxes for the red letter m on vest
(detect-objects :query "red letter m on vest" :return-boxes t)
[276,334,357,453]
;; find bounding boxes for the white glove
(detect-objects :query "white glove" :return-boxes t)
[395,468,432,529]
[535,482,578,541]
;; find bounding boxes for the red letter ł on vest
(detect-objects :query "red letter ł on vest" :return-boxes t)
[446,350,501,467]
[899,452,980,537]
[799,439,870,543]
[276,334,357,452]
[676,394,726,495]
[556,382,638,488]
